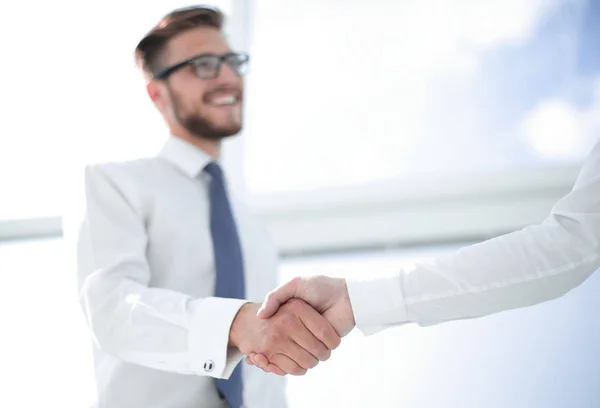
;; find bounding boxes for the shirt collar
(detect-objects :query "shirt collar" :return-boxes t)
[158,135,215,178]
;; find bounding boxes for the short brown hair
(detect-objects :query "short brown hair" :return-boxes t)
[135,6,224,76]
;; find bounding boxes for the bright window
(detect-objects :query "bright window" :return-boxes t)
[243,0,600,194]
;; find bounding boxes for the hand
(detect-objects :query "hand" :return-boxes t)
[229,299,341,376]
[246,276,356,374]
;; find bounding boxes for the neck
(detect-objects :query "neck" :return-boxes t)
[173,129,221,160]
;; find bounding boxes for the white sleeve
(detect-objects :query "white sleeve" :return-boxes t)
[347,139,600,334]
[77,164,246,378]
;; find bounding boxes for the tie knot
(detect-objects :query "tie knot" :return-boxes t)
[203,161,223,179]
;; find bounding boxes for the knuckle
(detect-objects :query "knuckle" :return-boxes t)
[299,355,318,370]
[335,337,342,348]
[319,348,332,361]
[266,330,284,347]
[286,298,305,310]
[288,277,302,291]
[297,367,308,376]
[318,327,331,341]
[331,334,342,349]
[278,312,299,330]
[280,298,303,315]
[306,338,324,355]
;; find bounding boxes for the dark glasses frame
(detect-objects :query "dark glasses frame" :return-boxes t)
[153,52,250,80]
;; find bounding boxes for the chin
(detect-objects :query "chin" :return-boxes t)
[184,115,243,140]
[217,121,243,137]
[207,124,243,140]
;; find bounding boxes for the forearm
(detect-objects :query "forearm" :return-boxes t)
[77,164,248,378]
[348,215,600,333]
[348,138,600,332]
[80,274,247,377]
[405,217,599,324]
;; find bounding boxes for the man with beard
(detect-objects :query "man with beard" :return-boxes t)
[75,6,341,408]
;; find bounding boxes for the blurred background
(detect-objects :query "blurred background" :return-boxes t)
[1,0,600,406]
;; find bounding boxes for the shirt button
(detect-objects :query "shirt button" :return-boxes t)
[204,360,215,372]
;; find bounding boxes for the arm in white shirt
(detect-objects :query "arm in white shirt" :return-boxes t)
[348,139,600,334]
[77,164,246,378]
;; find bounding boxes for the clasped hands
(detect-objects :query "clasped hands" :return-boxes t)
[228,276,355,376]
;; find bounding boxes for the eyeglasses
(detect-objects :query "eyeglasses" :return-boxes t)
[153,52,250,80]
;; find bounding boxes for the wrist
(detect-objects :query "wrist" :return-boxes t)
[341,280,356,328]
[229,302,260,349]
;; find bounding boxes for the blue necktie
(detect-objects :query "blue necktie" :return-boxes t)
[204,162,245,408]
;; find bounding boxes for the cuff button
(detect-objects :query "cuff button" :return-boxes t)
[204,360,215,372]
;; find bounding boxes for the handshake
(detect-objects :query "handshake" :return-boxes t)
[229,276,355,376]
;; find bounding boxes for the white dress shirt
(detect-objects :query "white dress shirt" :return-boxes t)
[75,136,286,408]
[348,138,600,334]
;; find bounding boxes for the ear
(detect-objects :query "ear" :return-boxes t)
[147,80,169,113]
[147,80,161,103]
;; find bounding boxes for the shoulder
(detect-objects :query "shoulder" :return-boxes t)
[83,156,180,191]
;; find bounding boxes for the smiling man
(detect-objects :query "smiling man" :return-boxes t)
[75,6,340,408]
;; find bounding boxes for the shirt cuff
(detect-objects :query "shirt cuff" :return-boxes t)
[346,275,409,335]
[188,297,249,378]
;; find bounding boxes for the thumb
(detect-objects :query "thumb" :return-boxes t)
[256,278,300,319]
